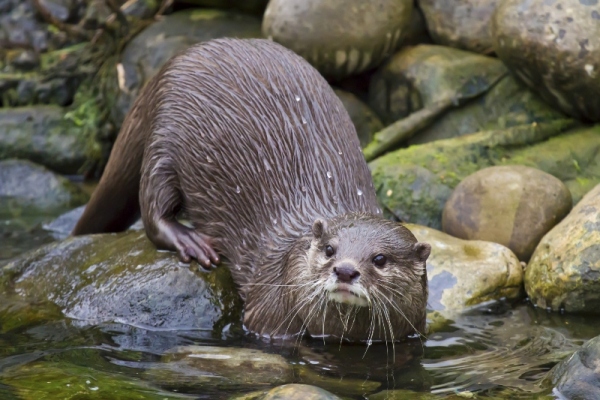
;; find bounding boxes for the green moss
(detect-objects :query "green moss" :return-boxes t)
[1,358,185,400]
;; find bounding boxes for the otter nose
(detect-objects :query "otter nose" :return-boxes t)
[333,265,360,283]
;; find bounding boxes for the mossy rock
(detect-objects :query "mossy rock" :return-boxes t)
[0,231,243,334]
[0,106,90,174]
[368,44,508,124]
[369,122,599,229]
[526,184,600,314]
[0,357,188,400]
[408,74,567,145]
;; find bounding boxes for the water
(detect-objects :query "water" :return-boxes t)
[1,208,599,399]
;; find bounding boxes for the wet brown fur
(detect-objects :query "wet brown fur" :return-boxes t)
[72,38,429,341]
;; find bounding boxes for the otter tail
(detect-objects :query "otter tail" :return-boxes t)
[72,101,150,235]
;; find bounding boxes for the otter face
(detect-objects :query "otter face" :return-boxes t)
[308,216,430,310]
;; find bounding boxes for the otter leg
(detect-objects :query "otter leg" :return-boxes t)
[140,156,219,269]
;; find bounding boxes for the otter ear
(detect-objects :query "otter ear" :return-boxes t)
[413,242,431,262]
[312,219,327,239]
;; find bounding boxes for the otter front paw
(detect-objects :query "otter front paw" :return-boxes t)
[173,228,220,269]
[151,220,220,269]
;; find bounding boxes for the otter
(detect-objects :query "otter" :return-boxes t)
[72,38,431,342]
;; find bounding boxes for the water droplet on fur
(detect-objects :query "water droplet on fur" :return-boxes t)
[273,218,278,225]
[206,156,212,163]
[326,171,332,179]
[333,196,338,204]
[367,339,373,346]
[242,239,246,246]
[376,208,381,214]
[236,265,241,270]
[301,186,307,192]
[235,185,241,193]
[338,150,343,155]
[295,95,301,102]
[301,117,307,124]
[357,189,363,196]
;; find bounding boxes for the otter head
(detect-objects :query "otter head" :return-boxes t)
[292,213,431,340]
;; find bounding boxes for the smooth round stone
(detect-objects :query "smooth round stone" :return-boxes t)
[442,165,572,261]
[262,0,413,79]
[492,0,600,121]
[260,384,341,400]
[418,0,499,54]
[406,223,523,311]
[526,183,600,313]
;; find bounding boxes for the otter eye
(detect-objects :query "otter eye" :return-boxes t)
[325,245,335,257]
[373,254,387,268]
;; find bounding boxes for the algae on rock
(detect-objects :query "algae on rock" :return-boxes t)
[368,121,598,229]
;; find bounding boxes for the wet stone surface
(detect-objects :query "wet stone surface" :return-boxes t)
[418,0,499,54]
[492,0,600,121]
[442,165,572,261]
[406,223,523,311]
[526,183,600,314]
[263,0,413,80]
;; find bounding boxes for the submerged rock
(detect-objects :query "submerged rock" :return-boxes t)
[406,224,523,311]
[333,89,383,147]
[0,106,89,174]
[526,184,600,314]
[0,231,243,333]
[369,123,600,230]
[492,0,600,121]
[1,356,187,400]
[262,0,413,80]
[548,335,600,400]
[113,9,262,125]
[418,0,499,54]
[176,0,268,15]
[442,165,572,261]
[259,384,341,400]
[0,159,88,213]
[368,45,508,125]
[144,346,293,390]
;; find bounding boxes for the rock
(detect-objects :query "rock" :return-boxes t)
[368,45,508,125]
[0,159,87,212]
[8,50,40,71]
[370,389,470,400]
[369,123,600,230]
[0,231,243,332]
[0,106,90,174]
[1,357,188,400]
[259,384,341,400]
[418,0,499,54]
[377,164,452,229]
[121,0,159,19]
[492,0,600,121]
[177,0,269,15]
[42,205,86,239]
[113,9,262,125]
[405,224,523,311]
[526,184,600,313]
[333,89,383,147]
[144,346,293,389]
[407,74,567,145]
[442,165,572,261]
[548,335,600,400]
[262,0,413,80]
[38,0,77,22]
